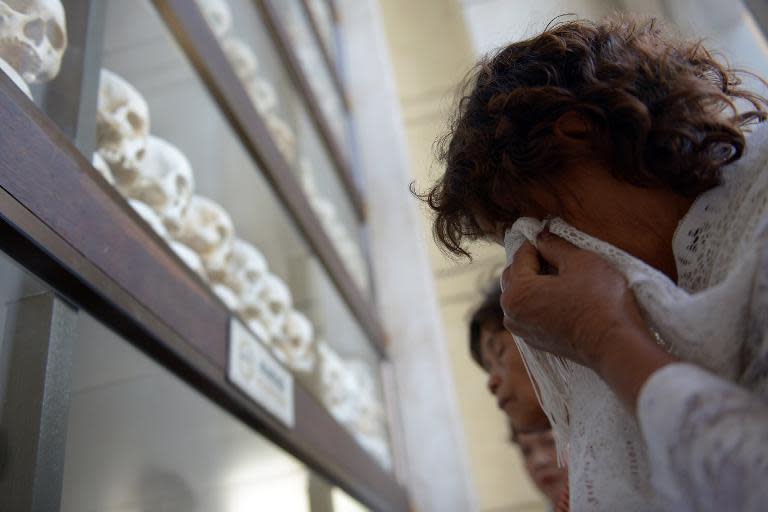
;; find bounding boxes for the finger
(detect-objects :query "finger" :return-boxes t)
[510,241,541,277]
[502,314,518,336]
[536,231,581,270]
[501,243,544,328]
[502,308,537,339]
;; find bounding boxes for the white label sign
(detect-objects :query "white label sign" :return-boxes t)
[228,317,295,428]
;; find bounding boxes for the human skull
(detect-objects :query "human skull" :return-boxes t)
[130,199,208,280]
[0,55,29,97]
[239,272,292,343]
[221,37,258,82]
[298,158,318,198]
[326,217,350,250]
[168,240,206,279]
[264,113,296,165]
[212,282,240,311]
[128,198,168,239]
[174,195,234,280]
[91,152,114,185]
[346,360,384,435]
[317,341,356,424]
[246,77,277,115]
[327,223,368,287]
[311,195,337,228]
[194,0,232,39]
[97,69,150,180]
[0,0,67,84]
[221,238,268,296]
[119,136,195,236]
[340,244,368,291]
[246,317,271,345]
[272,310,315,372]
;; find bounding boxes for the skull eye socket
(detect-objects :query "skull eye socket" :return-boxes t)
[216,225,228,240]
[47,21,65,50]
[23,19,45,46]
[175,175,187,194]
[126,112,144,132]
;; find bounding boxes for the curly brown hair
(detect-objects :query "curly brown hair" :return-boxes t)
[416,15,768,258]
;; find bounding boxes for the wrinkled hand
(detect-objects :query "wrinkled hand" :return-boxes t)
[500,232,650,371]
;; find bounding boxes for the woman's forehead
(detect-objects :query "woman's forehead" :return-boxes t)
[480,328,516,363]
[479,325,503,349]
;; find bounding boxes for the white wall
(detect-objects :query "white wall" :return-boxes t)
[620,0,768,85]
[461,0,620,56]
[463,0,768,84]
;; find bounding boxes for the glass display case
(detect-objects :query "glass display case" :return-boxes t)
[0,0,405,510]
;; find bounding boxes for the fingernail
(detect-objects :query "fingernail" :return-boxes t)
[537,229,552,241]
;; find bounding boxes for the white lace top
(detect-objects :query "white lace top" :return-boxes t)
[504,123,768,511]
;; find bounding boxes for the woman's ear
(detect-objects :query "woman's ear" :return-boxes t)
[553,111,591,142]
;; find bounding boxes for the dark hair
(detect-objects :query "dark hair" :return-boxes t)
[468,279,504,367]
[416,15,768,257]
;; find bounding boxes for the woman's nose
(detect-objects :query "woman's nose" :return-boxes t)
[487,372,501,395]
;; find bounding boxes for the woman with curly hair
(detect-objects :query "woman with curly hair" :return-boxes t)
[417,15,768,511]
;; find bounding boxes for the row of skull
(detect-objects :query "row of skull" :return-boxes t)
[95,67,314,372]
[197,0,369,293]
[317,341,392,469]
[195,0,387,464]
[282,0,348,146]
[0,0,68,98]
[300,159,370,292]
[195,0,297,167]
[94,67,389,464]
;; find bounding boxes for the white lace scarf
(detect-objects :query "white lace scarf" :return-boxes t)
[503,124,768,511]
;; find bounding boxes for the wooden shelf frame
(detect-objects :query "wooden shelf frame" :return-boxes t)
[0,70,408,512]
